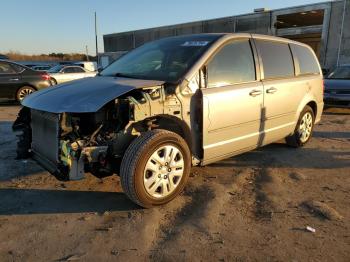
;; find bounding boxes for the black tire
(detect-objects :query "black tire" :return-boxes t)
[50,78,57,85]
[285,105,315,147]
[16,86,36,102]
[120,129,191,208]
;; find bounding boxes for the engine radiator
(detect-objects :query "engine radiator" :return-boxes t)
[31,109,60,167]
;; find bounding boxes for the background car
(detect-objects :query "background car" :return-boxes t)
[74,61,98,72]
[324,65,350,108]
[0,60,52,101]
[48,65,97,85]
[32,65,52,72]
[0,54,9,60]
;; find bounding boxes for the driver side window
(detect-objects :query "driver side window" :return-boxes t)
[73,67,85,73]
[207,39,256,88]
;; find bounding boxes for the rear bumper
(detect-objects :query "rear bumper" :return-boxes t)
[35,80,52,90]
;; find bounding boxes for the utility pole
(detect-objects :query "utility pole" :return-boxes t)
[95,11,99,61]
[85,45,89,61]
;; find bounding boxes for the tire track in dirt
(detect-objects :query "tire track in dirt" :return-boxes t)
[147,168,253,261]
[253,168,287,221]
[148,185,215,261]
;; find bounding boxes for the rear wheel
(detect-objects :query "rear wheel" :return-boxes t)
[285,105,315,147]
[16,86,36,102]
[120,130,191,208]
[50,78,57,85]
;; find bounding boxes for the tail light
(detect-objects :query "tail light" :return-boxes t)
[41,74,51,81]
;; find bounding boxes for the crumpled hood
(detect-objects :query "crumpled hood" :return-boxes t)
[22,76,164,113]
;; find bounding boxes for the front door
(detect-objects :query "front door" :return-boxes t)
[201,39,264,164]
[0,62,21,99]
[59,67,82,83]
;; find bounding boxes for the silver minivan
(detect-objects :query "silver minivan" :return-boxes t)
[15,33,323,207]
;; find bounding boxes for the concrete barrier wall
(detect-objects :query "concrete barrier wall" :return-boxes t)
[104,32,134,52]
[236,13,271,34]
[103,1,348,69]
[103,13,271,52]
[202,17,234,33]
[337,0,350,66]
[324,0,350,68]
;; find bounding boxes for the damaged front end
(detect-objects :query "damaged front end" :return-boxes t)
[14,78,181,181]
[15,98,133,180]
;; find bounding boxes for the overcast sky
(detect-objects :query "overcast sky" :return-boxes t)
[0,0,323,55]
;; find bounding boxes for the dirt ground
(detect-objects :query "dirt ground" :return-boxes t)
[0,102,349,262]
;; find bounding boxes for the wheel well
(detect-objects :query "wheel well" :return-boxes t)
[15,85,37,97]
[306,101,317,118]
[150,115,192,153]
[16,85,37,93]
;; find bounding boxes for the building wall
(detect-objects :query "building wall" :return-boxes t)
[103,13,272,52]
[324,0,350,68]
[103,1,349,69]
[342,0,350,65]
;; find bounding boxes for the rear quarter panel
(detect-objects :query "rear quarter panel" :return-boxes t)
[21,70,51,91]
[294,75,324,125]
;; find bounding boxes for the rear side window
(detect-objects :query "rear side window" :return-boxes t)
[290,44,320,75]
[73,67,85,73]
[207,39,256,88]
[256,40,294,79]
[0,62,16,74]
[63,67,75,73]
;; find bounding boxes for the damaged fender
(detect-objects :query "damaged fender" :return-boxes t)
[22,77,165,113]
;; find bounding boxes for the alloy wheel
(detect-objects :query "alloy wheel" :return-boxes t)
[18,87,34,101]
[143,145,184,198]
[298,112,313,143]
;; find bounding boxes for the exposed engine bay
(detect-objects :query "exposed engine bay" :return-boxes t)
[13,85,188,181]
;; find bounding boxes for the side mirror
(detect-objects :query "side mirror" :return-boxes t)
[97,67,103,73]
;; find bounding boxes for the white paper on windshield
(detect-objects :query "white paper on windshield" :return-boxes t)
[181,41,209,47]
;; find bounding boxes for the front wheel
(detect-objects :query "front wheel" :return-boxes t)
[120,130,191,208]
[285,105,315,147]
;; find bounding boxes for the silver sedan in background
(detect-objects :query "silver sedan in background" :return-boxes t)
[48,65,97,85]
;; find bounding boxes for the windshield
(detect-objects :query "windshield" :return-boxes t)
[47,65,63,73]
[100,35,221,82]
[327,66,350,79]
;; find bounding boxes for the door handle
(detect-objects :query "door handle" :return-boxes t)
[249,90,262,97]
[266,87,277,94]
[9,78,19,81]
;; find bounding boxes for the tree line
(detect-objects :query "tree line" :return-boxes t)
[3,52,96,61]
